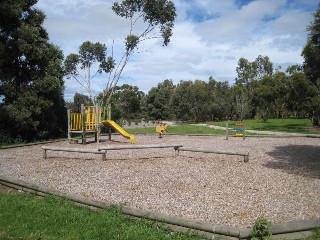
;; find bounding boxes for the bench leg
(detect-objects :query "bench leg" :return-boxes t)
[244,153,249,162]
[174,146,180,156]
[43,149,47,159]
[101,151,107,161]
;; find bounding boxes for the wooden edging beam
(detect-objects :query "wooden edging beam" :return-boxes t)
[1,175,320,240]
[177,147,249,162]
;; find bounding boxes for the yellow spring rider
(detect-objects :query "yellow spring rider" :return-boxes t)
[156,123,167,138]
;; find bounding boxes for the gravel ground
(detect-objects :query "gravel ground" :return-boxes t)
[1,134,320,227]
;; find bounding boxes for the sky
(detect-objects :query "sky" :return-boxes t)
[35,0,319,101]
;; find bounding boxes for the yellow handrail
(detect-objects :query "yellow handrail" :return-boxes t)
[70,113,82,130]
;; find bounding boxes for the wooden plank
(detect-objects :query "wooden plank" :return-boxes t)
[178,147,249,162]
[98,144,183,151]
[42,146,106,160]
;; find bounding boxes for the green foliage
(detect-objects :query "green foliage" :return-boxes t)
[64,41,115,105]
[112,0,176,47]
[0,192,203,240]
[146,79,175,120]
[67,92,92,113]
[125,34,139,51]
[110,84,145,120]
[172,79,234,122]
[308,228,320,240]
[249,219,272,240]
[235,55,274,119]
[302,5,320,87]
[105,0,176,107]
[0,0,66,142]
[302,5,320,126]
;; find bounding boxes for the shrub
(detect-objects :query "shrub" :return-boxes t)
[249,219,272,240]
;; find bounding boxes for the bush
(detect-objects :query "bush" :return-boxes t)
[249,219,272,240]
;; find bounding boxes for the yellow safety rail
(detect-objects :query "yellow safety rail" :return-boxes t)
[70,113,82,131]
[85,112,96,130]
[70,112,97,131]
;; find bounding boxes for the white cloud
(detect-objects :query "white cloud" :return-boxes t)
[35,0,318,100]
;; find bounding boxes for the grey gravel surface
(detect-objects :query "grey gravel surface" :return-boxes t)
[1,134,320,227]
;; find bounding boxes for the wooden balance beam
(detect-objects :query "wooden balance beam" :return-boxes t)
[98,143,183,151]
[177,147,249,162]
[42,146,106,161]
[98,144,183,160]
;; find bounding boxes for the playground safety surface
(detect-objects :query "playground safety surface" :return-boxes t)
[1,135,320,227]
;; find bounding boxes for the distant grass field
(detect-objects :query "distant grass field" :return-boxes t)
[126,124,226,135]
[126,119,320,135]
[0,192,204,240]
[208,118,319,134]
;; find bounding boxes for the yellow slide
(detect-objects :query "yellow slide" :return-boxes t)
[101,120,136,144]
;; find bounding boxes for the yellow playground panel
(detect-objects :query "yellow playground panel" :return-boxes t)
[69,106,108,131]
[68,104,135,144]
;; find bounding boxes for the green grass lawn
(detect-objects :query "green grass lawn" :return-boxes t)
[126,119,320,135]
[126,124,226,135]
[206,118,320,134]
[0,192,204,240]
[1,191,319,240]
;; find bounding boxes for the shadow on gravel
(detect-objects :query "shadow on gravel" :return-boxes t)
[265,145,320,179]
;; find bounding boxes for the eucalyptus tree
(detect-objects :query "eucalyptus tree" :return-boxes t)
[146,79,175,120]
[171,80,194,121]
[286,72,318,118]
[107,0,176,103]
[253,76,277,122]
[64,41,115,106]
[111,84,145,119]
[66,93,91,113]
[171,80,211,122]
[234,58,255,119]
[235,55,274,119]
[65,1,176,106]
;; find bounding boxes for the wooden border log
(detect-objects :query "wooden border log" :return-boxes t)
[270,219,320,235]
[42,146,106,161]
[177,147,249,162]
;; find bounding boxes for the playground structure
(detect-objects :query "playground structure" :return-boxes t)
[225,122,245,140]
[156,123,167,138]
[67,104,136,144]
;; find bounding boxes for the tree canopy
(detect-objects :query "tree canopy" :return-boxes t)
[64,41,115,106]
[65,0,176,106]
[0,0,66,142]
[106,0,176,103]
[302,5,320,86]
[302,5,320,125]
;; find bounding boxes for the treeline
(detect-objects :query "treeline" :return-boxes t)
[68,55,319,125]
[1,2,320,144]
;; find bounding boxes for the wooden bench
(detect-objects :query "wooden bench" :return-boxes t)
[42,146,106,161]
[177,147,249,162]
